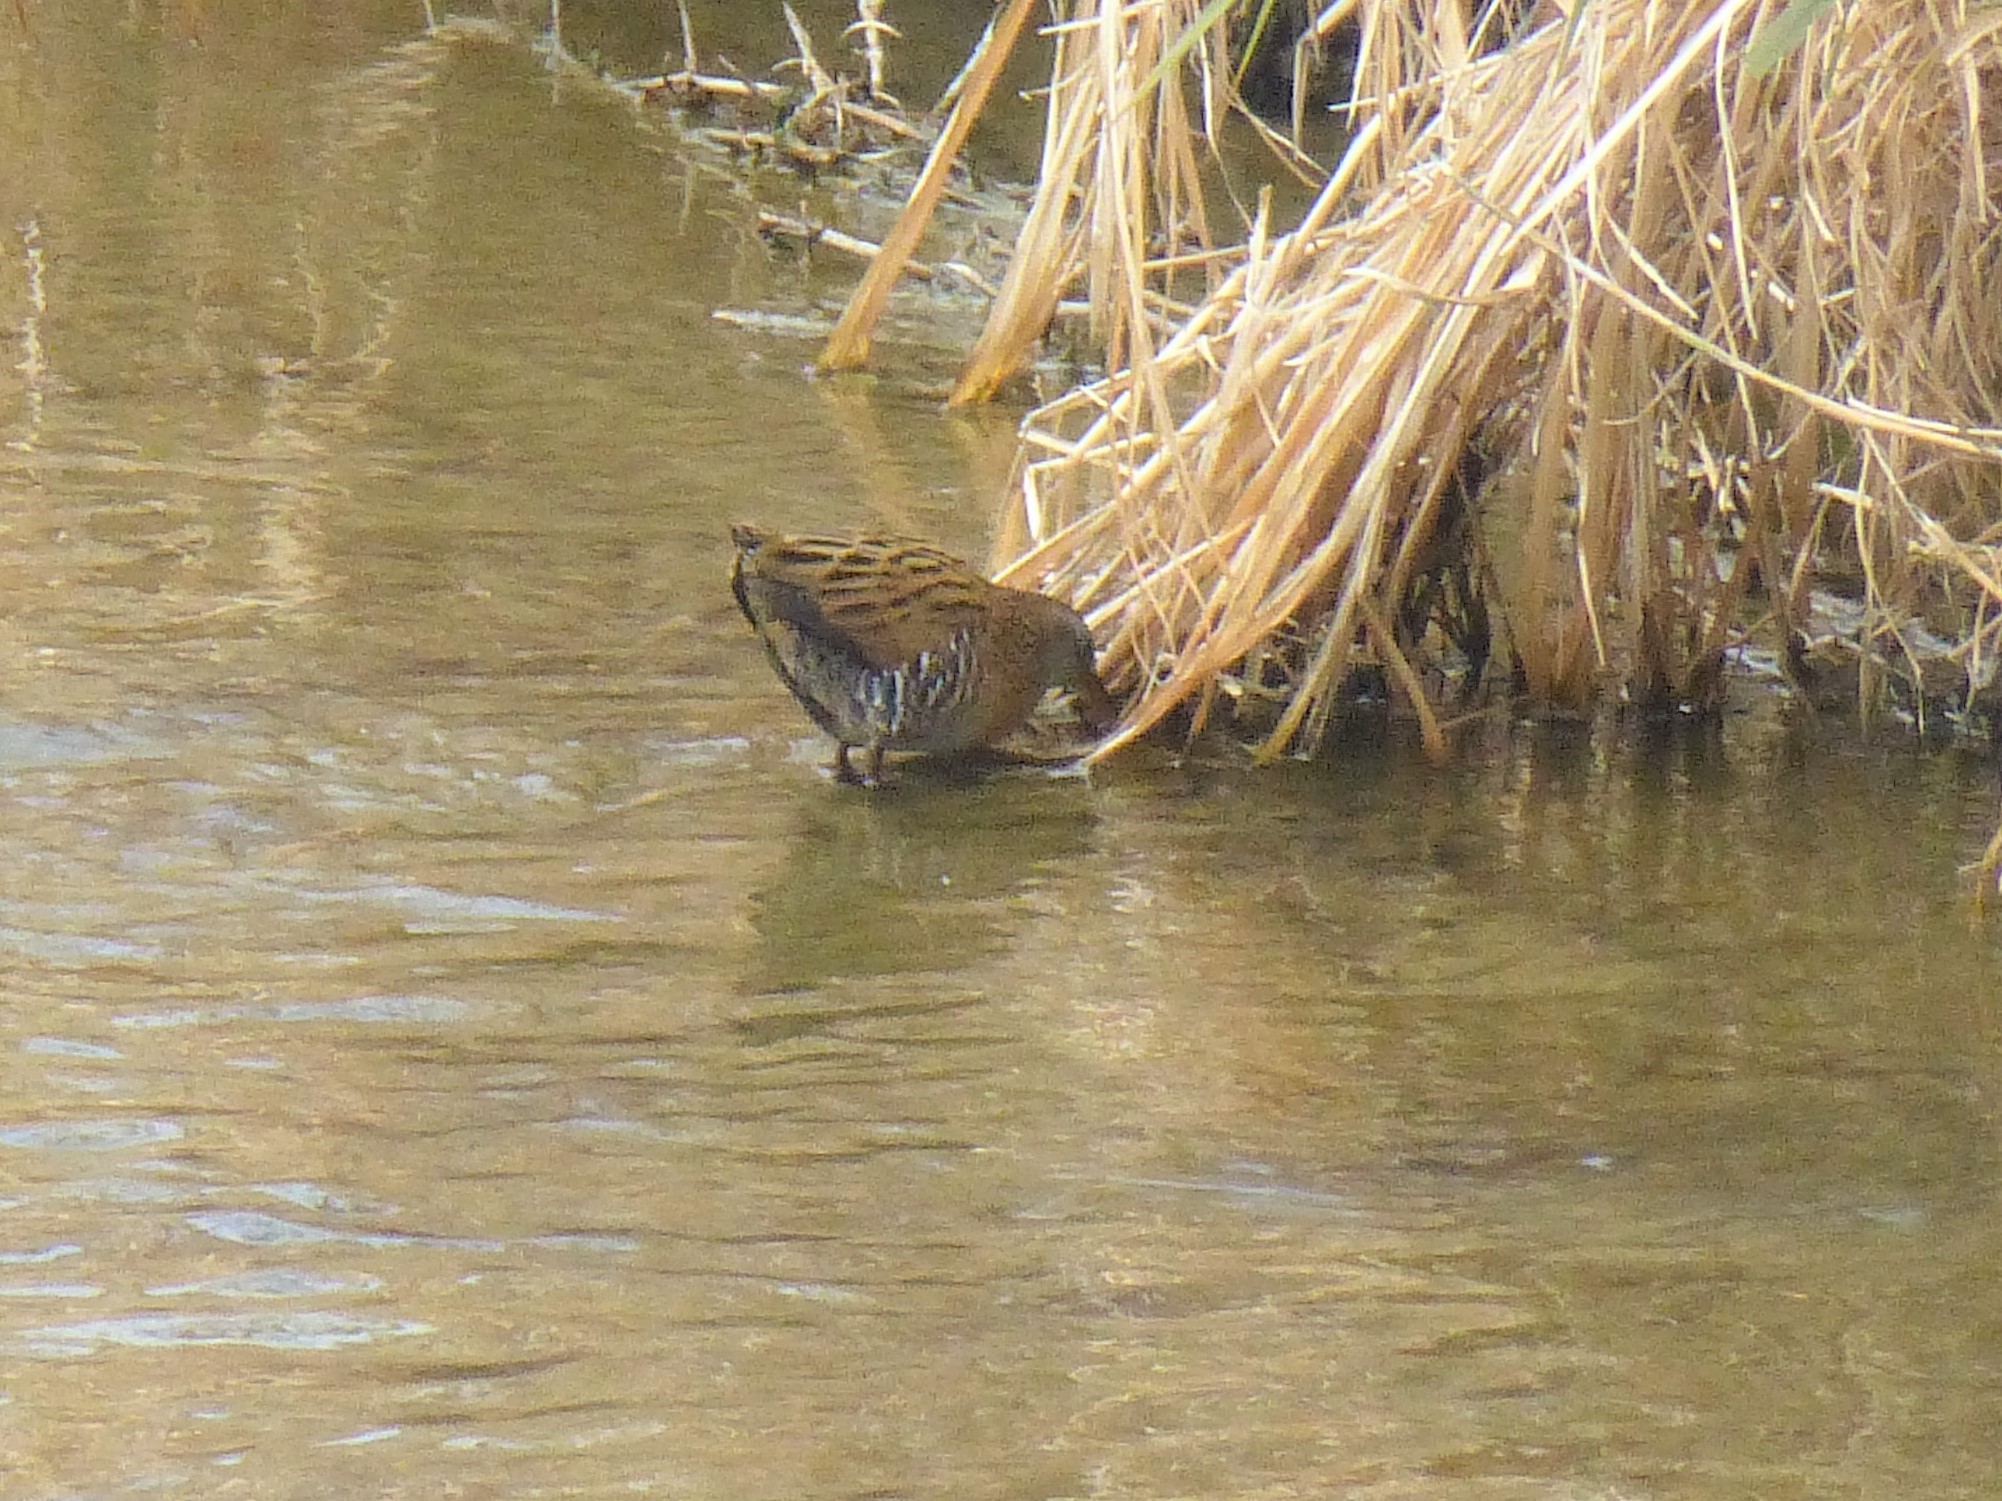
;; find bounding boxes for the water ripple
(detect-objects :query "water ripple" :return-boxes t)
[113,994,474,1030]
[0,927,162,964]
[267,878,617,927]
[147,1269,384,1299]
[0,720,166,769]
[14,1311,433,1357]
[0,1244,83,1265]
[22,1038,122,1060]
[319,1427,403,1448]
[187,1210,503,1253]
[185,1209,635,1256]
[0,1118,183,1151]
[644,735,751,766]
[185,1211,346,1247]
[56,1177,193,1205]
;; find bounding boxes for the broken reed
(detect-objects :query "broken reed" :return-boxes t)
[986,0,2002,779]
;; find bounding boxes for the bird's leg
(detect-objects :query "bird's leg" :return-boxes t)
[832,742,887,787]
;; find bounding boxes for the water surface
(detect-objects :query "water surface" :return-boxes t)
[2,6,2000,1498]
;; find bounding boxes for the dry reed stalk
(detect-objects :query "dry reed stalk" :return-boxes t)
[818,0,1040,372]
[999,0,2002,769]
[952,0,1218,405]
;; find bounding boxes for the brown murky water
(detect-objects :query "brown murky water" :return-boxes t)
[3,6,2002,1498]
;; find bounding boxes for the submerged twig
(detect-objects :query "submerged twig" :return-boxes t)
[676,0,696,73]
[756,211,997,295]
[847,0,900,107]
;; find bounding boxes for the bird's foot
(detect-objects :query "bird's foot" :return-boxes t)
[832,745,887,788]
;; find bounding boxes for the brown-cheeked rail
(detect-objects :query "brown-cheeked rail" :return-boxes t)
[729,523,1118,786]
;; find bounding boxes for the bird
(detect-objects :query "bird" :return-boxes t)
[729,522,1118,785]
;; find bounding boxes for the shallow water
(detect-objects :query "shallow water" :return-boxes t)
[3,6,2002,1499]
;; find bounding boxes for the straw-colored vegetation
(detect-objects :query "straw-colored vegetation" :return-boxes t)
[935,0,2002,775]
[579,1,2002,786]
[747,0,2002,882]
[820,0,2002,775]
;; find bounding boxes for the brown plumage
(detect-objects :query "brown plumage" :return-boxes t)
[729,523,1118,784]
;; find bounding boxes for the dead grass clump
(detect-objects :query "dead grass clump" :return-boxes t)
[633,1,927,172]
[996,0,2002,770]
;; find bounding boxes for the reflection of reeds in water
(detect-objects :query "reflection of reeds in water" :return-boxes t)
[976,0,2002,781]
[0,17,485,653]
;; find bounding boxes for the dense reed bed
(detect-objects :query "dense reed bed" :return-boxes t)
[906,0,2002,774]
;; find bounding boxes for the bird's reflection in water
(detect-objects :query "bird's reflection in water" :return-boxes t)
[743,758,1101,1001]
